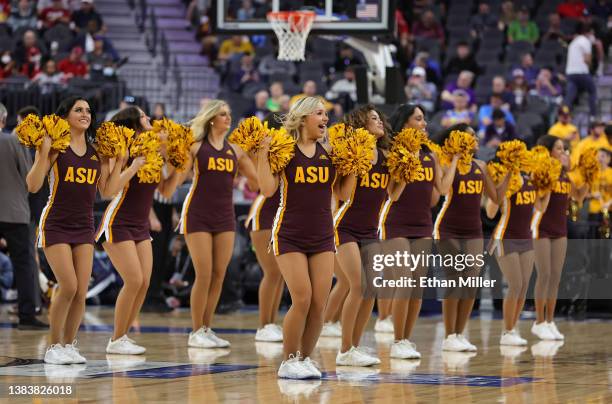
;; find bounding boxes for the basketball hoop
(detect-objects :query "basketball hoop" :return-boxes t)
[267,11,315,62]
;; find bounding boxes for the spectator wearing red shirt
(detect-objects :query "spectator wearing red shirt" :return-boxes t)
[57,46,88,78]
[39,0,71,29]
[412,10,445,47]
[13,29,46,79]
[557,0,586,20]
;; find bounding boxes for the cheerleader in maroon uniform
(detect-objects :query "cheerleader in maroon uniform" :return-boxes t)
[179,100,258,349]
[95,106,182,354]
[433,123,509,352]
[245,112,284,343]
[27,96,121,364]
[530,135,588,340]
[257,96,356,379]
[486,159,550,346]
[332,105,391,366]
[377,104,457,359]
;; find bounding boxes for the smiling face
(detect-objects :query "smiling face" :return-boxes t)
[211,104,231,133]
[303,102,328,140]
[551,138,565,160]
[138,108,152,132]
[365,110,385,138]
[404,107,427,132]
[66,100,92,132]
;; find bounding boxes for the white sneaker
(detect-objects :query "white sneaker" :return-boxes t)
[546,322,564,340]
[355,346,381,365]
[374,317,394,333]
[320,321,342,337]
[336,346,379,367]
[442,334,468,352]
[500,331,527,346]
[106,335,146,355]
[457,334,477,352]
[390,340,421,359]
[64,340,87,363]
[205,328,231,348]
[302,357,322,378]
[44,344,73,365]
[188,327,217,348]
[531,322,556,340]
[278,354,312,379]
[255,324,283,342]
[510,328,528,345]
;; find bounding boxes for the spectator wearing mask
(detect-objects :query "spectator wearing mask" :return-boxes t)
[0,50,14,80]
[404,66,437,112]
[412,9,445,47]
[441,70,476,111]
[7,0,38,32]
[548,105,580,148]
[564,23,597,118]
[87,36,117,80]
[71,0,105,33]
[507,6,539,44]
[484,108,517,146]
[244,90,270,121]
[441,89,475,128]
[445,41,480,76]
[478,93,515,135]
[0,102,47,330]
[13,29,46,79]
[39,0,71,29]
[470,1,498,39]
[57,46,88,78]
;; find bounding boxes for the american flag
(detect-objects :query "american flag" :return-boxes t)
[357,3,379,19]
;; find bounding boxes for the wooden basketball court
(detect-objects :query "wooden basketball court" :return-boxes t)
[1,306,611,402]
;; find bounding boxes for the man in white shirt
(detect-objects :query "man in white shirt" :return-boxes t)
[564,22,597,118]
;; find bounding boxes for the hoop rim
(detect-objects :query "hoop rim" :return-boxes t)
[266,10,316,24]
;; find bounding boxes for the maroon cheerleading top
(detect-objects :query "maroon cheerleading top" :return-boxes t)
[531,169,570,239]
[247,189,280,232]
[494,174,536,241]
[379,151,436,240]
[334,149,389,244]
[272,142,337,256]
[37,144,101,247]
[433,160,484,239]
[179,138,238,234]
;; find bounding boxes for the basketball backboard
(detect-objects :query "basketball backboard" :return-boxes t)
[213,0,394,35]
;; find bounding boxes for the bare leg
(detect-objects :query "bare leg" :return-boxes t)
[64,244,94,343]
[203,231,235,327]
[185,232,213,331]
[323,257,349,323]
[545,238,567,322]
[251,230,282,326]
[533,238,552,324]
[44,244,78,344]
[337,242,365,352]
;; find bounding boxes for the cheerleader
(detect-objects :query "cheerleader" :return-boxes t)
[95,106,182,354]
[333,104,391,366]
[27,96,121,364]
[246,112,284,343]
[486,156,550,346]
[433,123,509,352]
[530,135,588,340]
[378,104,457,358]
[257,96,356,379]
[180,100,258,348]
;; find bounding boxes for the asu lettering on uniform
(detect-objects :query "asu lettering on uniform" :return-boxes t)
[64,167,98,184]
[360,172,389,189]
[458,179,483,194]
[553,180,571,194]
[515,190,537,205]
[207,157,235,172]
[294,166,330,183]
[414,167,434,182]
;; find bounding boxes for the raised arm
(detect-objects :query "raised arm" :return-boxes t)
[256,137,279,197]
[334,174,357,202]
[26,136,57,193]
[98,154,146,199]
[476,159,509,204]
[233,143,259,193]
[434,152,459,195]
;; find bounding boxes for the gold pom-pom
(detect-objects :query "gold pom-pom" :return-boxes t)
[387,144,423,183]
[267,127,296,174]
[327,123,346,144]
[330,126,376,176]
[440,130,477,175]
[130,131,163,183]
[15,114,44,148]
[228,116,266,152]
[152,117,174,135]
[496,140,527,172]
[42,114,71,152]
[394,127,429,153]
[530,148,562,192]
[167,123,195,171]
[487,161,522,197]
[576,147,600,186]
[95,122,134,158]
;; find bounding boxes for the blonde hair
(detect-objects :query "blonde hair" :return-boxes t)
[282,96,325,140]
[189,99,228,142]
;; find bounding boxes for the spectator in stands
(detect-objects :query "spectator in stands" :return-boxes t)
[87,36,117,79]
[199,36,219,68]
[236,0,255,20]
[39,0,71,29]
[73,19,119,61]
[478,93,515,135]
[31,58,65,94]
[516,53,538,86]
[265,81,285,112]
[411,51,442,86]
[334,44,361,73]
[531,67,563,105]
[412,9,445,47]
[71,0,105,33]
[244,89,269,120]
[541,13,571,45]
[218,35,254,61]
[492,75,514,108]
[277,95,290,114]
[557,0,586,20]
[57,46,88,78]
[441,70,476,111]
[571,120,610,167]
[325,66,357,111]
[7,0,38,33]
[498,0,515,31]
[13,29,46,79]
[229,53,260,93]
[289,80,333,110]
[470,1,498,39]
[0,102,47,330]
[589,0,611,21]
[509,68,529,109]
[0,51,14,80]
[441,89,474,128]
[564,23,597,118]
[404,66,436,112]
[548,105,580,148]
[445,41,480,76]
[257,51,296,79]
[507,6,539,45]
[483,108,517,147]
[152,103,166,121]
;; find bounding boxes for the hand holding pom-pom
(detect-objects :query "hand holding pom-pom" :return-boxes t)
[267,128,296,174]
[496,140,527,172]
[166,123,195,171]
[42,114,71,152]
[576,147,600,187]
[15,114,45,148]
[96,122,135,158]
[228,116,266,152]
[330,126,376,177]
[440,130,477,175]
[530,147,562,192]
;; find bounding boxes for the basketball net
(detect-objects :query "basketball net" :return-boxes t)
[267,11,315,62]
